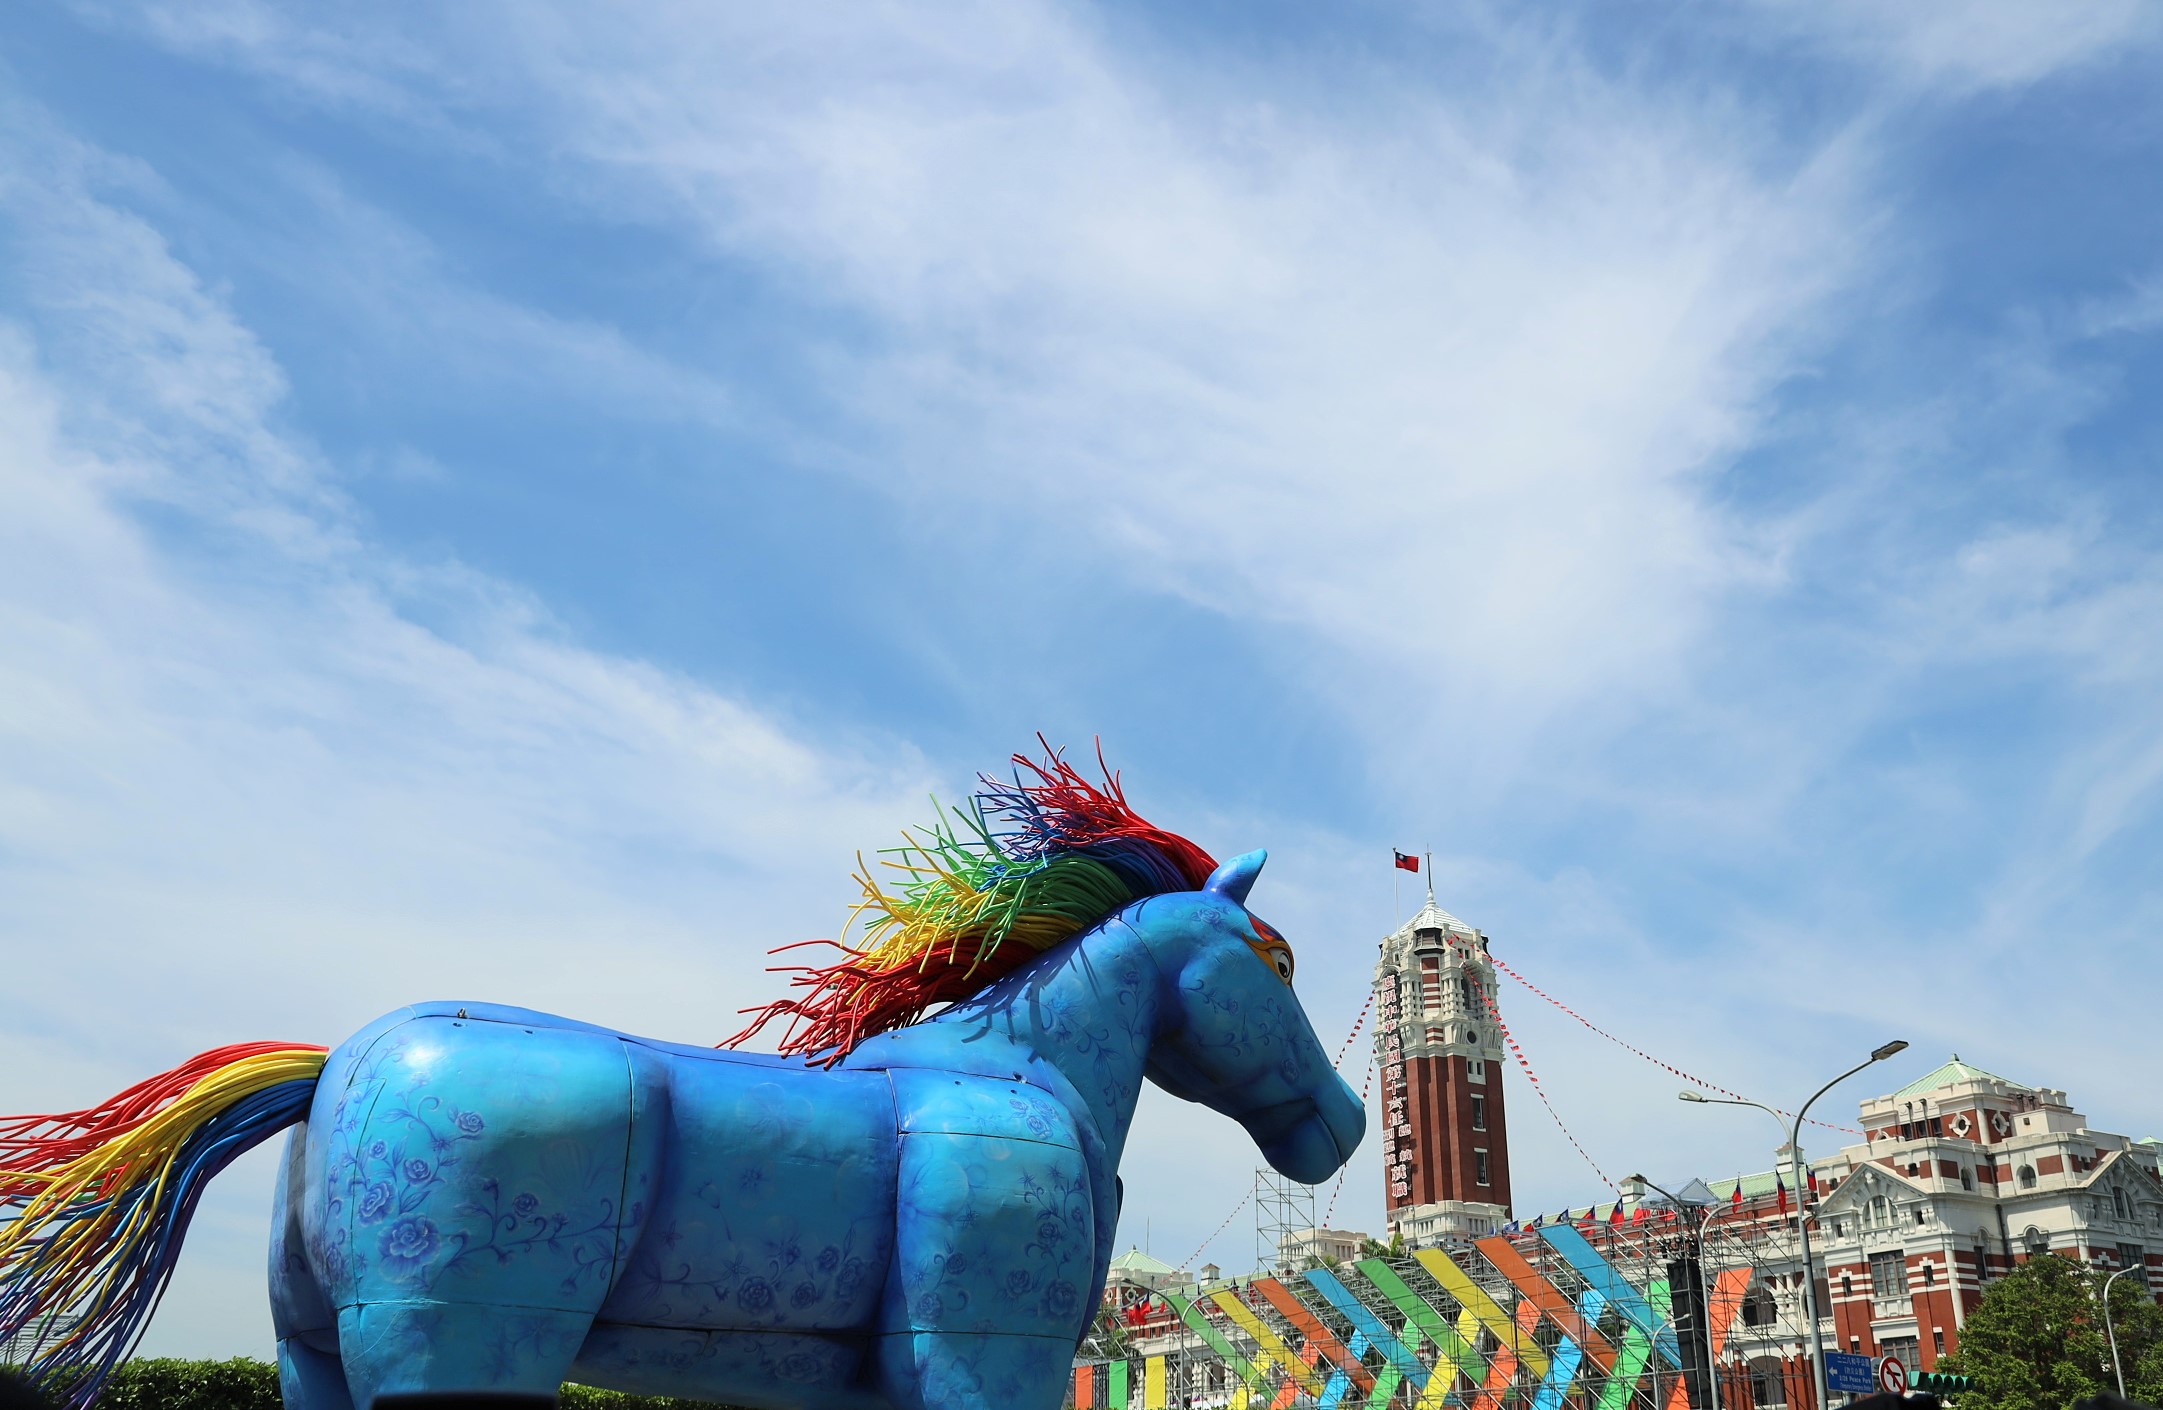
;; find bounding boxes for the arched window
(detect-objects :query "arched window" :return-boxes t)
[2019,1165,2037,1190]
[2116,1188,2132,1220]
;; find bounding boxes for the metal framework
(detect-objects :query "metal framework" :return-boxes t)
[1257,1168,1319,1275]
[1074,1210,1826,1410]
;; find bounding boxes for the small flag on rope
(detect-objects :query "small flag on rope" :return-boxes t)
[1393,850,1420,873]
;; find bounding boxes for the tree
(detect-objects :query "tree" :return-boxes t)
[1943,1255,2163,1410]
[1359,1231,1406,1260]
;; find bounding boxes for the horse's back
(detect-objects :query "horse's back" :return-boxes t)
[282,1003,898,1327]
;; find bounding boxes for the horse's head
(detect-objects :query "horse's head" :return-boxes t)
[1134,851,1366,1185]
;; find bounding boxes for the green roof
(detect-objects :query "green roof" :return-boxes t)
[1109,1246,1177,1277]
[1891,1054,2021,1099]
[1708,1170,1787,1201]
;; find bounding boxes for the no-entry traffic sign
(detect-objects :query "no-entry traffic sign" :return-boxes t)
[1878,1356,1910,1396]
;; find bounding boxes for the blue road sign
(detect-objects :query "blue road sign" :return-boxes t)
[1826,1352,1877,1395]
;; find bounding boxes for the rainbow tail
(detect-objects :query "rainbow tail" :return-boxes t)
[0,1041,328,1409]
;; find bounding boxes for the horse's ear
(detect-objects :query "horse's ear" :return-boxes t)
[1204,850,1267,905]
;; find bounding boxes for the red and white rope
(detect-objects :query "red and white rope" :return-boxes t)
[1486,952,1862,1136]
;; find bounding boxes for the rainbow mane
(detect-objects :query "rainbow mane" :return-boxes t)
[726,742,1217,1063]
[0,1042,327,1407]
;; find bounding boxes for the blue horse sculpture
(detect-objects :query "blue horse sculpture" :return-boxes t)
[260,848,1362,1409]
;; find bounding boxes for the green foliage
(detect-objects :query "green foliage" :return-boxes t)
[558,1385,742,1409]
[90,1358,281,1410]
[13,1357,748,1410]
[1358,1231,1406,1260]
[1943,1255,2163,1410]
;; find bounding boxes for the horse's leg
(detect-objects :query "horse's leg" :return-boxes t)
[271,1129,354,1410]
[877,1330,1076,1410]
[880,1079,1101,1410]
[335,1301,594,1407]
[277,1337,356,1410]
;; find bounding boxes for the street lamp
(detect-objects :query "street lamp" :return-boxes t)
[1633,1172,1721,1410]
[2102,1261,2145,1399]
[1681,1040,1910,1410]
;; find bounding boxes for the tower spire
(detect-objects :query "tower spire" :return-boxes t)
[1424,851,1436,906]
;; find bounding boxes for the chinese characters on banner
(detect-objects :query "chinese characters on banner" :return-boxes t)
[1377,982,1410,1202]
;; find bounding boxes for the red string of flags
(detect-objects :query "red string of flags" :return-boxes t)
[1330,990,1373,1071]
[1177,1186,1252,1275]
[1484,950,1863,1137]
[1461,952,1617,1192]
[1323,1055,1377,1228]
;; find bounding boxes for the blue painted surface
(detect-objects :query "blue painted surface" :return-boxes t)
[1303,1267,1429,1392]
[269,853,1364,1410]
[1317,1330,1369,1409]
[1530,1329,1584,1410]
[1538,1225,1680,1368]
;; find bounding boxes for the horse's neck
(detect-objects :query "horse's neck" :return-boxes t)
[922,921,1168,1165]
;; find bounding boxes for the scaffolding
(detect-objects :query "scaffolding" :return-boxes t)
[1071,1204,1826,1410]
[1257,1168,1320,1276]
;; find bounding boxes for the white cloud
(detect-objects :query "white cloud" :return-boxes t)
[0,109,936,1357]
[1748,0,2159,95]
[80,0,1891,796]
[22,0,2163,1339]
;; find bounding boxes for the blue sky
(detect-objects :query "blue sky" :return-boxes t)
[3,0,2161,1358]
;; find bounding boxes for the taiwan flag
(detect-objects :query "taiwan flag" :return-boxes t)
[1394,851,1420,873]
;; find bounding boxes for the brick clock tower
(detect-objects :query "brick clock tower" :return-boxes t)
[1374,881,1513,1247]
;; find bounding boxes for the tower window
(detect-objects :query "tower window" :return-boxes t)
[1475,1149,1490,1186]
[1472,1096,1487,1131]
[1468,1060,1486,1084]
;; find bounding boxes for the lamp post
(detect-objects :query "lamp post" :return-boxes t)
[1681,1040,1910,1410]
[1634,1172,1722,1410]
[2102,1261,2145,1399]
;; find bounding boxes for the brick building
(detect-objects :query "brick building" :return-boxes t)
[1637,1056,2163,1406]
[1811,1057,2163,1376]
[1372,885,1513,1246]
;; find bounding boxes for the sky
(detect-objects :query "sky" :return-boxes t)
[3,0,2162,1361]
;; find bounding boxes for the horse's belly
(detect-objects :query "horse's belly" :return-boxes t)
[572,1323,885,1410]
[600,1045,898,1332]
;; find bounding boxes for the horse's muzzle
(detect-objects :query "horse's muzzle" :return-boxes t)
[1246,1070,1366,1185]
